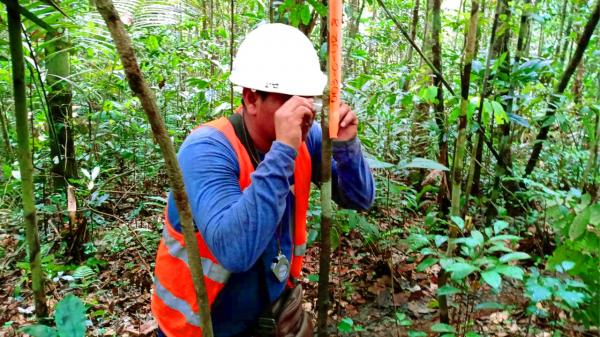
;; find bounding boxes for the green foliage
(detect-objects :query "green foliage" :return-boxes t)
[337,317,364,334]
[21,294,87,337]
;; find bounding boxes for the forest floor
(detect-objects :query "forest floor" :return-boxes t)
[0,181,596,337]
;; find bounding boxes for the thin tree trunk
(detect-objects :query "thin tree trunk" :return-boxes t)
[405,0,420,66]
[0,102,14,161]
[451,0,479,217]
[46,28,76,188]
[432,0,449,212]
[580,95,599,194]
[560,15,573,64]
[317,90,332,337]
[440,0,479,326]
[555,0,568,58]
[573,60,585,104]
[7,0,48,318]
[95,1,214,336]
[431,0,451,323]
[525,0,600,176]
[465,0,502,199]
[419,0,432,69]
[317,1,333,335]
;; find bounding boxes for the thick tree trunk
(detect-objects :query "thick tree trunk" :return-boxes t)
[525,0,600,176]
[7,0,48,318]
[46,29,77,188]
[95,1,214,336]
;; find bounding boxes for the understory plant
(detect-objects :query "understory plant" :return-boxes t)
[20,294,87,337]
[407,218,529,336]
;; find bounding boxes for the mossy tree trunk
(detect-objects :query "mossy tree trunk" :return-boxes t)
[46,27,77,188]
[7,0,48,319]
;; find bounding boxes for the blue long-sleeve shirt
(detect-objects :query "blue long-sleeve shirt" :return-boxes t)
[165,120,374,336]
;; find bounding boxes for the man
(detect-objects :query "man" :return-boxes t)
[152,23,374,337]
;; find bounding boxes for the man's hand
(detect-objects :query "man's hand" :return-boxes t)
[275,96,315,150]
[336,103,358,141]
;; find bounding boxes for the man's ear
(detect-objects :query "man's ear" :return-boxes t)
[242,88,260,116]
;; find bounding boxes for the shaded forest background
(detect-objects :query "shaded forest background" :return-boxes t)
[0,0,598,336]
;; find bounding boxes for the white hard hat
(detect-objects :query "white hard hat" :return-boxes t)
[230,23,327,96]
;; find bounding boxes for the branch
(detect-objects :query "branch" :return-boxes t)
[95,1,214,336]
[376,0,456,96]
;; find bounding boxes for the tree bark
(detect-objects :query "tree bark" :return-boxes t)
[95,1,214,336]
[316,1,332,335]
[580,96,599,194]
[525,0,600,176]
[555,0,568,59]
[465,0,502,199]
[442,0,478,326]
[0,102,14,161]
[451,0,478,217]
[405,0,420,66]
[431,0,449,212]
[46,28,77,188]
[7,0,48,318]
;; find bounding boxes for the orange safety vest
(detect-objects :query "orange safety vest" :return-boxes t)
[151,117,312,337]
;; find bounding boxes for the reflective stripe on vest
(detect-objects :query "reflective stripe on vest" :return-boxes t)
[161,227,230,284]
[294,243,307,256]
[154,277,202,328]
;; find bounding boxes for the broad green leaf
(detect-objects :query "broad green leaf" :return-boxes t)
[437,285,461,296]
[569,207,591,240]
[466,332,482,337]
[445,262,478,280]
[450,216,465,230]
[471,230,484,246]
[55,294,86,337]
[400,157,449,171]
[481,270,502,290]
[492,101,508,125]
[556,290,586,308]
[555,261,575,273]
[493,220,509,234]
[499,252,530,263]
[408,331,427,337]
[337,317,354,333]
[435,235,448,247]
[488,235,521,242]
[431,323,456,333]
[474,302,505,310]
[20,325,58,337]
[417,257,438,272]
[527,283,552,302]
[495,265,524,280]
[300,5,311,25]
[365,153,394,169]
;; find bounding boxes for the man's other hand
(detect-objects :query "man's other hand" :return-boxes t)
[337,103,358,141]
